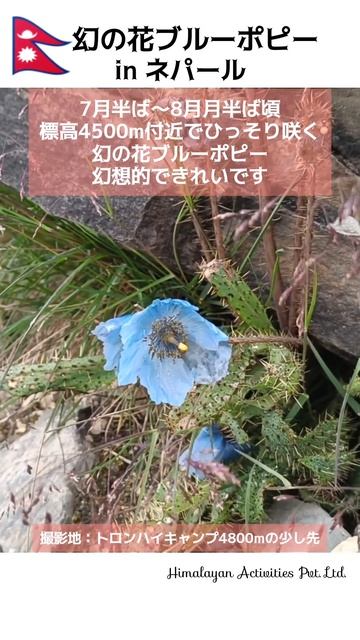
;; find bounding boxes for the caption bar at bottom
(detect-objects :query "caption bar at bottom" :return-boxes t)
[31,524,328,552]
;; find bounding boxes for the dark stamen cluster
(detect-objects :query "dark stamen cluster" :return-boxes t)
[146,315,188,360]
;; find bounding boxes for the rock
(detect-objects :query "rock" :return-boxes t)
[0,408,92,552]
[0,89,28,191]
[234,197,360,359]
[268,497,350,551]
[333,89,360,175]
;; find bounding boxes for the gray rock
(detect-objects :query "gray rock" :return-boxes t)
[0,408,91,552]
[235,200,360,359]
[268,497,350,551]
[333,89,360,175]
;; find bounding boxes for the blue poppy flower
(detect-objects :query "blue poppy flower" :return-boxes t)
[179,424,252,480]
[92,299,231,406]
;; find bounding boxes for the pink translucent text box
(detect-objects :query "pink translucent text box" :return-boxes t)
[32,523,328,552]
[28,88,332,198]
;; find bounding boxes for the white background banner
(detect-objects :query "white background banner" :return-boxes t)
[0,0,358,87]
[1,553,359,638]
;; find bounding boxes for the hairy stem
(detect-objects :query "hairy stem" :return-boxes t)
[230,335,301,346]
[210,196,226,259]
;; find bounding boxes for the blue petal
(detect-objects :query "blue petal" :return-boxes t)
[117,329,150,385]
[120,304,159,344]
[120,299,199,345]
[179,425,225,479]
[179,425,250,479]
[176,305,230,351]
[184,341,232,384]
[139,355,195,406]
[92,315,132,371]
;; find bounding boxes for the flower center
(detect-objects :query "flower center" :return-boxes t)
[147,315,189,360]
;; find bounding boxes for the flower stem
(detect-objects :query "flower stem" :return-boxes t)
[229,335,301,346]
[210,196,226,259]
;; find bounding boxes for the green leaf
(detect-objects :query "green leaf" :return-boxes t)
[211,268,274,332]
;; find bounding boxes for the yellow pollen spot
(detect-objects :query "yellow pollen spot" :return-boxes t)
[163,333,188,353]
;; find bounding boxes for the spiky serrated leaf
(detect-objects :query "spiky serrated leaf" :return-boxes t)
[1,356,115,396]
[211,268,274,332]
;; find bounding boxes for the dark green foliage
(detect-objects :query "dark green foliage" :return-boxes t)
[211,267,274,332]
[1,357,114,396]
